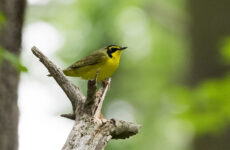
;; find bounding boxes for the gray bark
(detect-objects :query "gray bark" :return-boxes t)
[31,46,140,150]
[0,0,26,150]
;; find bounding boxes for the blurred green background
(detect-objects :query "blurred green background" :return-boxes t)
[12,0,230,149]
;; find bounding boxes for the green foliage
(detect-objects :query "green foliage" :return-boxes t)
[0,47,28,72]
[0,12,6,27]
[220,36,230,64]
[0,12,27,72]
[171,75,230,134]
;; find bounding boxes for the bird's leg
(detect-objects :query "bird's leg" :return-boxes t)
[94,69,100,81]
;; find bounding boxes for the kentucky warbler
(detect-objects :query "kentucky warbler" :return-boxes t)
[58,45,127,81]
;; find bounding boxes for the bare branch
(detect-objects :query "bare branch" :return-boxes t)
[31,46,85,114]
[86,80,97,103]
[94,78,111,119]
[61,114,75,120]
[62,118,141,150]
[108,119,141,139]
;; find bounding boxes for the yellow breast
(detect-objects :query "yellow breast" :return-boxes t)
[79,50,122,81]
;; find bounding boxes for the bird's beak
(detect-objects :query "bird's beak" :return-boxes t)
[121,47,128,50]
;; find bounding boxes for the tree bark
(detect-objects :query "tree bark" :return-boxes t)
[188,0,230,149]
[31,46,140,150]
[0,0,26,150]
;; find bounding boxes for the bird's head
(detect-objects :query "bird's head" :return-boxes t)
[106,45,127,58]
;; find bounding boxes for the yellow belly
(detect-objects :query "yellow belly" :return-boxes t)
[64,59,119,81]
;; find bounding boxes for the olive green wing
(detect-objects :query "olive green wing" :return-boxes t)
[64,50,107,71]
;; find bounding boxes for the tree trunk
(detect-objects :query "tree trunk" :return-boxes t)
[187,0,230,86]
[0,0,26,150]
[188,0,230,149]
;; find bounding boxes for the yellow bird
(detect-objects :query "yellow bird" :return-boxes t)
[61,45,127,81]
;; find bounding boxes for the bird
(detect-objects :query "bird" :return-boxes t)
[54,45,127,81]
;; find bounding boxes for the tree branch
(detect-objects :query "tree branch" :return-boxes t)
[93,78,111,119]
[31,46,85,114]
[109,119,141,139]
[84,73,98,116]
[31,46,141,150]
